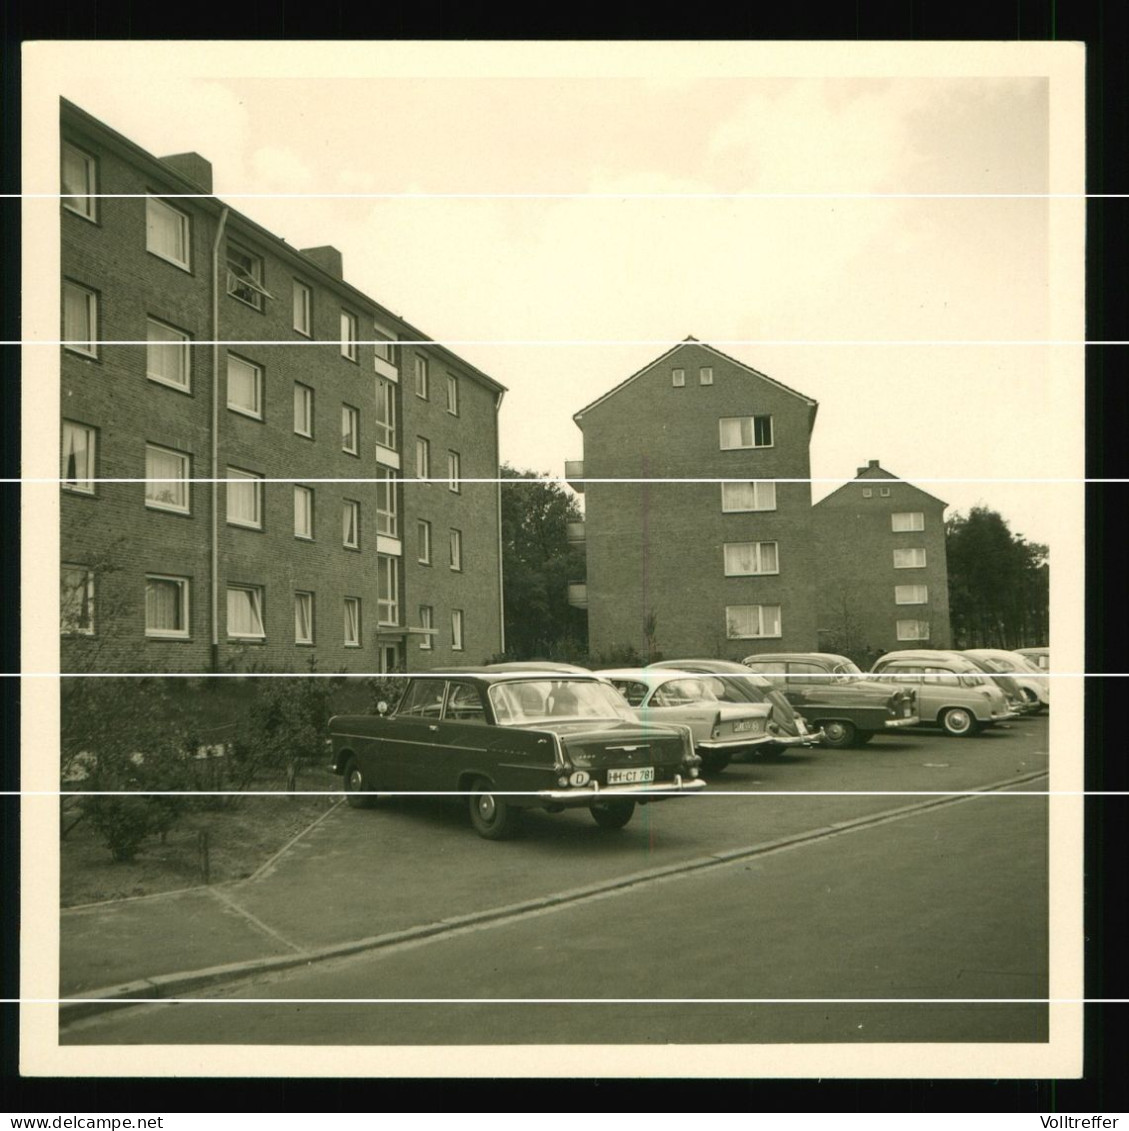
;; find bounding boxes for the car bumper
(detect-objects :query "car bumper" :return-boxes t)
[767,729,825,747]
[536,777,707,805]
[698,734,775,750]
[883,715,921,729]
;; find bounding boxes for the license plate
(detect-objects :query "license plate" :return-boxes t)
[732,719,762,733]
[607,767,654,785]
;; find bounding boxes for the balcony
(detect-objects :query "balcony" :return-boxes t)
[564,460,585,493]
[567,582,588,609]
[566,521,585,545]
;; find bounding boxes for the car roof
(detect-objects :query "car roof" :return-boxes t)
[742,652,854,665]
[875,651,978,668]
[596,667,714,685]
[424,669,605,684]
[483,661,592,673]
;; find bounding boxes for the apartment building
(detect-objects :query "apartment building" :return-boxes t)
[810,460,952,657]
[59,99,505,674]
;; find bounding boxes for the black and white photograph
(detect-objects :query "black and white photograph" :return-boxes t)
[20,40,1085,1078]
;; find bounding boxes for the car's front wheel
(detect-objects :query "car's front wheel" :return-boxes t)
[820,720,858,749]
[590,799,636,830]
[343,758,377,809]
[940,707,981,737]
[467,777,522,840]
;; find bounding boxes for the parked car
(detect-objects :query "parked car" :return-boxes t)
[1015,646,1050,673]
[595,667,779,774]
[877,649,1031,717]
[739,652,919,749]
[646,659,823,752]
[329,672,704,840]
[962,649,1050,713]
[871,651,1019,736]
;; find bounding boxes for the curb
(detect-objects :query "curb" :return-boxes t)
[60,770,1048,1024]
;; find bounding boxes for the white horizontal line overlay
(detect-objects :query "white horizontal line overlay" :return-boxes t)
[33,997,1099,1005]
[22,789,1057,797]
[18,191,1108,200]
[18,476,1115,484]
[33,337,1110,346]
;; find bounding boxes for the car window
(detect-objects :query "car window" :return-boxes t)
[445,681,486,723]
[786,662,826,684]
[611,680,649,707]
[922,667,960,687]
[398,680,446,718]
[744,662,785,685]
[652,678,714,706]
[489,679,636,725]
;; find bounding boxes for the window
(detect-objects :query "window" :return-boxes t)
[378,556,399,626]
[723,541,779,576]
[343,499,361,549]
[416,437,431,481]
[61,565,94,635]
[375,379,396,449]
[61,421,96,494]
[227,354,263,419]
[719,415,773,449]
[336,404,357,454]
[293,280,312,335]
[295,591,315,644]
[227,584,265,639]
[146,319,191,390]
[895,584,929,604]
[699,366,713,385]
[892,512,925,532]
[62,143,97,220]
[671,368,685,387]
[419,605,434,650]
[447,450,461,493]
[880,488,891,497]
[373,324,396,365]
[344,597,362,646]
[415,355,429,399]
[451,609,465,651]
[145,575,190,638]
[227,468,263,529]
[146,197,191,269]
[446,373,459,415]
[726,604,782,640]
[897,619,931,641]
[721,480,776,512]
[449,528,463,571]
[294,485,315,539]
[145,445,191,514]
[417,519,432,564]
[862,488,873,498]
[893,548,927,569]
[227,243,267,309]
[376,469,398,536]
[294,384,314,437]
[340,310,358,361]
[62,282,98,357]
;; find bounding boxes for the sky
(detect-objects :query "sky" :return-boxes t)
[28,42,1085,551]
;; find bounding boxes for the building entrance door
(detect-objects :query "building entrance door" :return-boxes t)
[380,644,401,673]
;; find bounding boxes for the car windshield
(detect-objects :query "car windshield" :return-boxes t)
[651,677,720,706]
[489,679,637,725]
[830,660,864,681]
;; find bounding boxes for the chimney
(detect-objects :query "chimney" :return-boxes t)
[857,459,880,476]
[159,153,213,193]
[301,246,343,279]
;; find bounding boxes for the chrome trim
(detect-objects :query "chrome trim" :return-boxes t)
[883,716,921,728]
[535,779,707,804]
[698,735,773,749]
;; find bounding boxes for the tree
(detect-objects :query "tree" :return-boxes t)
[499,465,588,659]
[946,506,1049,648]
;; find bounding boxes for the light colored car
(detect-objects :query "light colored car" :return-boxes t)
[876,649,1031,717]
[1015,646,1050,672]
[871,652,1019,737]
[596,667,778,774]
[963,649,1049,713]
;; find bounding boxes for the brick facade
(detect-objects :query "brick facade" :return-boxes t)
[60,100,504,674]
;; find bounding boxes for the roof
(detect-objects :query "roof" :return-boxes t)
[814,459,947,509]
[741,652,854,666]
[573,337,818,425]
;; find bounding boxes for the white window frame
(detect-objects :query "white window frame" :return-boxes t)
[375,379,396,449]
[671,368,685,387]
[295,591,315,644]
[61,564,95,635]
[342,404,359,454]
[451,609,465,652]
[344,597,362,647]
[62,281,98,358]
[895,584,929,605]
[294,485,315,540]
[144,444,191,514]
[146,196,191,270]
[418,519,432,564]
[892,512,925,532]
[293,280,312,336]
[376,469,398,537]
[146,318,191,390]
[415,355,429,399]
[447,450,461,494]
[725,604,783,640]
[227,354,263,419]
[145,574,190,639]
[450,528,463,572]
[227,584,266,640]
[61,421,96,495]
[723,541,779,576]
[373,324,397,365]
[62,142,97,220]
[341,310,358,361]
[294,383,314,438]
[721,480,776,513]
[226,242,267,309]
[343,499,361,549]
[862,488,873,498]
[880,488,892,497]
[896,619,931,642]
[378,555,400,626]
[893,548,927,569]
[719,415,773,450]
[416,437,431,481]
[418,605,434,650]
[446,373,459,415]
[227,467,263,530]
[699,366,714,385]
